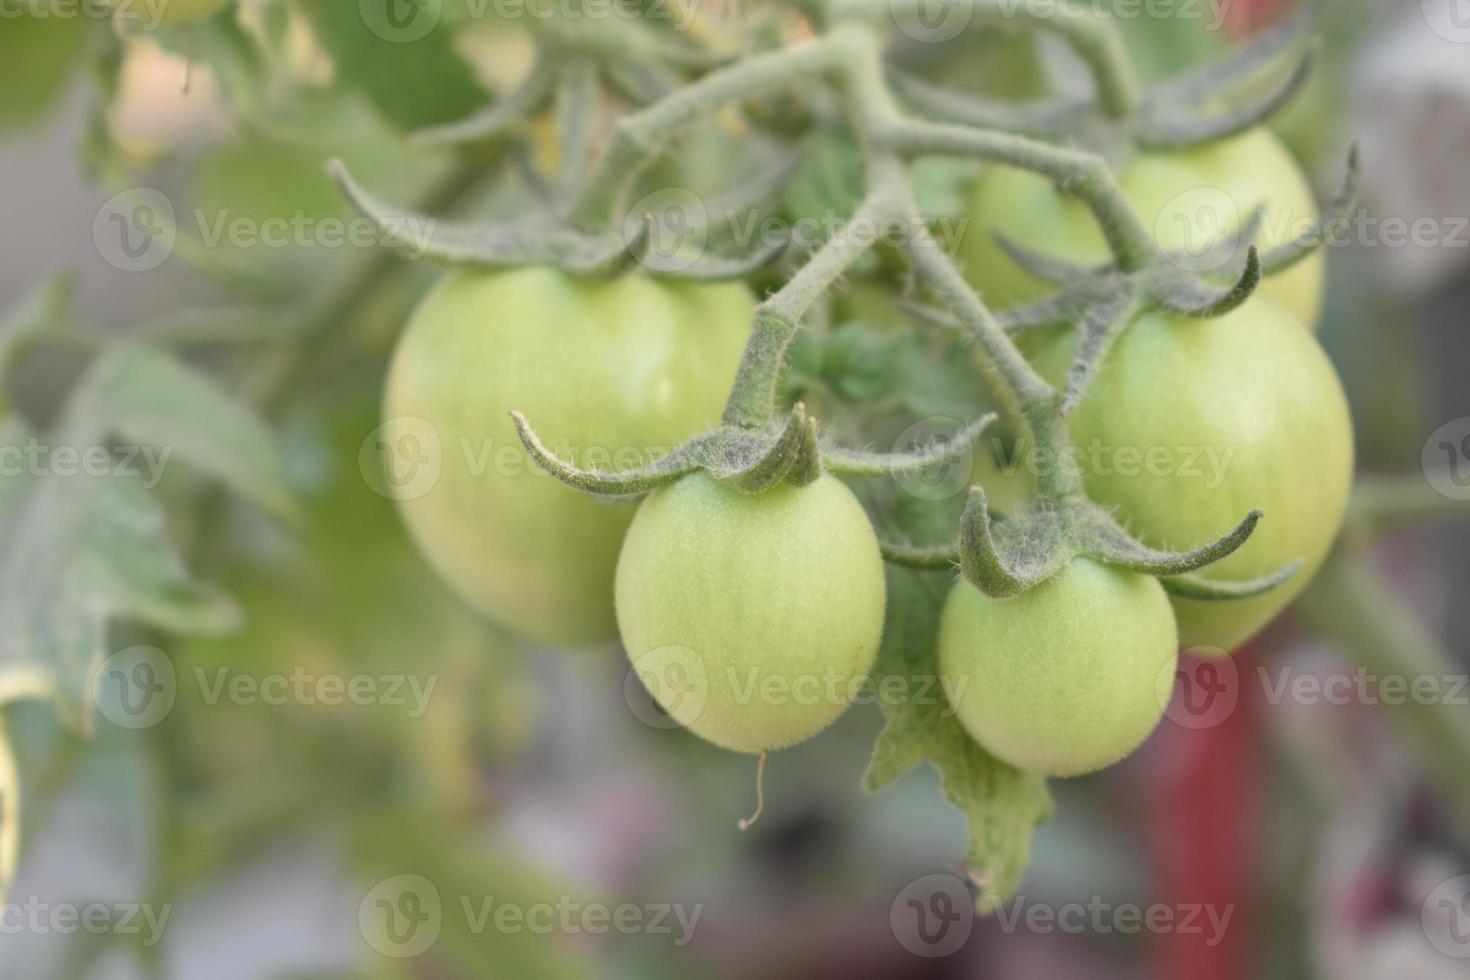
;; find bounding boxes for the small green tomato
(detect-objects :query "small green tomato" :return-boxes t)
[939,558,1179,777]
[616,472,886,754]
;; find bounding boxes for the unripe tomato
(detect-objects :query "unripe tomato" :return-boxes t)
[384,267,753,647]
[939,558,1178,777]
[616,473,886,754]
[959,128,1324,328]
[1031,297,1354,652]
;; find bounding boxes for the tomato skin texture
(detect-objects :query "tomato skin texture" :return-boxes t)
[1034,298,1354,653]
[616,473,887,754]
[939,558,1178,777]
[384,267,754,648]
[959,128,1324,328]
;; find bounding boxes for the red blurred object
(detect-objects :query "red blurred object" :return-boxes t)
[1148,647,1264,980]
[1225,0,1293,36]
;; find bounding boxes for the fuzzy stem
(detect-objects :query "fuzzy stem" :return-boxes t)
[876,118,1158,271]
[720,171,904,428]
[846,0,1140,119]
[566,37,843,231]
[832,22,1086,501]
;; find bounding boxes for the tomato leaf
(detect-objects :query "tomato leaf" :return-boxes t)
[297,0,488,131]
[862,559,1054,914]
[0,7,91,134]
[81,345,298,522]
[782,128,864,231]
[0,416,241,720]
[0,342,295,717]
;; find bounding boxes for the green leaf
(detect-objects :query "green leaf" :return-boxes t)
[782,128,864,231]
[862,557,1053,914]
[0,277,71,380]
[910,157,983,221]
[0,417,240,718]
[0,6,91,133]
[81,344,297,521]
[297,0,489,131]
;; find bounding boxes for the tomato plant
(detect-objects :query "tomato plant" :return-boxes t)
[10,1,1413,938]
[959,127,1325,328]
[940,558,1178,777]
[384,267,754,647]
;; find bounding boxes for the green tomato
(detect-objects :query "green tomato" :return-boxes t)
[939,558,1178,777]
[1031,297,1354,653]
[616,473,886,754]
[384,267,753,648]
[959,128,1324,328]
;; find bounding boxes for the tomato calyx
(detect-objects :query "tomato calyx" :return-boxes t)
[512,401,996,498]
[330,159,789,282]
[881,490,1300,602]
[904,146,1356,413]
[891,7,1316,158]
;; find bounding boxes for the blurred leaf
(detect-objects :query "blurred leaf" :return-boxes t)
[0,277,71,381]
[862,499,1052,914]
[0,341,293,716]
[184,97,449,292]
[297,0,488,131]
[782,127,863,229]
[82,344,297,520]
[0,6,91,133]
[910,156,983,220]
[350,804,590,980]
[0,416,240,718]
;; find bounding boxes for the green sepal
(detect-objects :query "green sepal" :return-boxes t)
[958,489,1072,598]
[1160,562,1303,601]
[1074,503,1263,576]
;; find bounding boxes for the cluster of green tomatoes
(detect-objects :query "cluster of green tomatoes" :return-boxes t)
[382,124,1353,781]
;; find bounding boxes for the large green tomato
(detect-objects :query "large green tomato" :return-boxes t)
[616,473,886,754]
[1031,297,1354,652]
[939,558,1178,777]
[384,267,753,648]
[959,128,1324,328]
